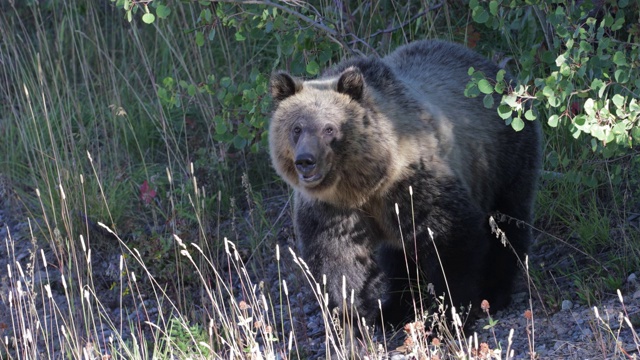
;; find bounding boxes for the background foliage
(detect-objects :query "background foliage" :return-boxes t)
[0,0,639,358]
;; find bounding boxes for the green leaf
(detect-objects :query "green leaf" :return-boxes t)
[584,98,595,116]
[524,109,536,121]
[496,69,505,83]
[542,86,555,98]
[471,71,486,81]
[612,122,627,135]
[196,31,205,47]
[203,9,212,22]
[541,51,555,64]
[497,104,512,119]
[606,129,616,144]
[156,4,171,19]
[235,32,246,41]
[613,51,627,66]
[464,81,479,97]
[592,125,606,141]
[615,69,629,83]
[631,127,640,143]
[612,94,625,108]
[233,135,247,149]
[142,13,155,24]
[548,114,559,127]
[214,116,227,134]
[611,17,625,31]
[555,54,566,67]
[306,60,320,75]
[511,117,525,131]
[598,83,607,98]
[220,77,232,88]
[603,13,614,27]
[503,94,518,107]
[238,123,250,138]
[591,78,605,92]
[483,94,494,108]
[187,84,196,97]
[472,6,489,24]
[478,79,494,94]
[571,125,582,139]
[489,0,499,15]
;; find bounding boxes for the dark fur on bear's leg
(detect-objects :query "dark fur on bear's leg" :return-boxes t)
[377,246,419,327]
[294,194,389,329]
[394,172,492,312]
[483,157,541,312]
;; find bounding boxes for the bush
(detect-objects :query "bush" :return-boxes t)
[467,0,639,157]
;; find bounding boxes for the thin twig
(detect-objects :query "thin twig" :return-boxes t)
[362,2,444,41]
[214,0,352,51]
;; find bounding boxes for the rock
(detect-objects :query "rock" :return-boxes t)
[633,290,640,300]
[628,273,637,283]
[580,327,593,339]
[561,300,573,310]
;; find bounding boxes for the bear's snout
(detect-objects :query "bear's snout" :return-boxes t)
[295,153,317,175]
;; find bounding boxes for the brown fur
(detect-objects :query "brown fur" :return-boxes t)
[269,40,542,330]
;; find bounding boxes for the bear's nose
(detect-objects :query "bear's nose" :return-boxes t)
[295,154,317,175]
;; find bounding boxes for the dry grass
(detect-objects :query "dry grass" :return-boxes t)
[1,1,639,359]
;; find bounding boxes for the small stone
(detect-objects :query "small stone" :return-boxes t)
[633,290,640,300]
[561,300,573,310]
[628,273,638,283]
[303,304,315,315]
[554,325,568,335]
[536,349,548,357]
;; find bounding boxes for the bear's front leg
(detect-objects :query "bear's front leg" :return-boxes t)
[391,175,492,320]
[293,196,387,335]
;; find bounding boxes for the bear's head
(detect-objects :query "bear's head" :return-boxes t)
[268,67,397,208]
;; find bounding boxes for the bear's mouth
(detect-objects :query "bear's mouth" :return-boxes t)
[299,172,324,187]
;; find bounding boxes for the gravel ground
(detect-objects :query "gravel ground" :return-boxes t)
[268,228,640,360]
[1,181,639,359]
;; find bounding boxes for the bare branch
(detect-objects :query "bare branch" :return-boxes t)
[213,0,353,52]
[361,2,444,41]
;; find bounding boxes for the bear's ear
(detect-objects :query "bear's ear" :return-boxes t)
[270,72,301,102]
[337,67,364,101]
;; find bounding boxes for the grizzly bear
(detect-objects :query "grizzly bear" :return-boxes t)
[269,40,542,331]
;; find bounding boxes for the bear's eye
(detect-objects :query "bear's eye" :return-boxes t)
[292,126,302,135]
